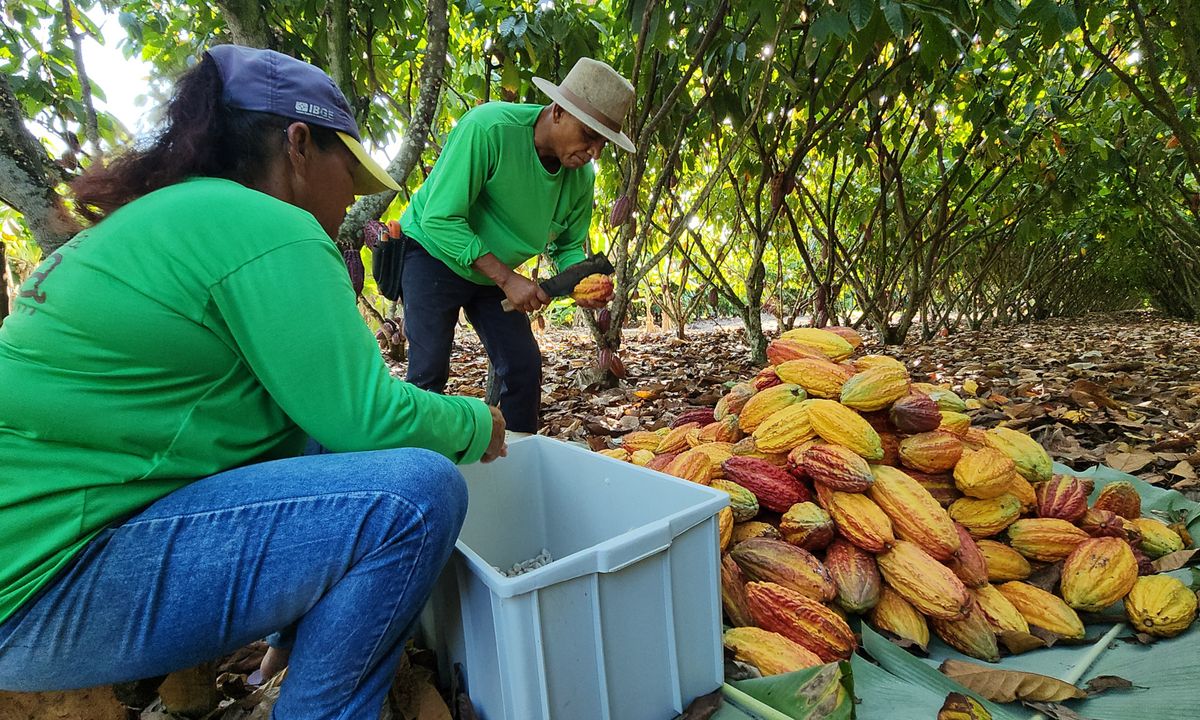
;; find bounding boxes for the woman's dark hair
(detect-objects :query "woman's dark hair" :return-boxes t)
[71,56,338,223]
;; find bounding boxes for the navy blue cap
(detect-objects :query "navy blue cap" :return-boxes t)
[204,44,399,194]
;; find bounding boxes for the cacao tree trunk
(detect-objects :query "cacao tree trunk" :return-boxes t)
[1,240,8,324]
[215,0,272,48]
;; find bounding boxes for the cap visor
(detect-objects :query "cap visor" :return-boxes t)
[336,131,401,194]
[532,77,636,153]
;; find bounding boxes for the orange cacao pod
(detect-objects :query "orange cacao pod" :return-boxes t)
[729,437,790,467]
[665,448,714,485]
[878,431,902,466]
[745,581,857,662]
[996,581,1085,639]
[870,586,930,650]
[696,416,743,445]
[779,502,836,552]
[723,627,823,676]
[1007,518,1089,562]
[598,448,628,461]
[645,452,676,473]
[1093,480,1141,520]
[807,399,884,460]
[732,521,781,544]
[571,273,613,304]
[825,538,882,613]
[899,431,963,474]
[1060,537,1138,612]
[657,423,699,454]
[877,540,971,620]
[976,539,1032,582]
[722,456,811,513]
[814,484,896,553]
[869,465,961,561]
[779,327,855,361]
[737,383,806,432]
[907,470,961,507]
[825,326,864,349]
[1036,475,1089,522]
[731,537,836,602]
[889,392,942,434]
[1007,475,1038,514]
[953,448,1017,500]
[766,338,826,365]
[1078,507,1126,538]
[752,366,783,391]
[721,553,753,627]
[948,494,1022,538]
[621,430,662,453]
[799,443,874,492]
[946,523,989,588]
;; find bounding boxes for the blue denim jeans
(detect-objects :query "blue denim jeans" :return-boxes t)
[401,239,543,432]
[0,447,467,719]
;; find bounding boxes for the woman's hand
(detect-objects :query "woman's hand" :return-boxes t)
[480,405,508,463]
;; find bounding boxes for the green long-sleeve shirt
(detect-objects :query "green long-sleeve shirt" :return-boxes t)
[0,178,493,625]
[400,102,594,284]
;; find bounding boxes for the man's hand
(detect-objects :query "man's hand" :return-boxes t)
[480,405,508,463]
[498,273,550,313]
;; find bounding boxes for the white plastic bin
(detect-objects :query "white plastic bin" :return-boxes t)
[419,435,728,720]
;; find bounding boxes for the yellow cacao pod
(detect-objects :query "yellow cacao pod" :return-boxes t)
[629,449,655,466]
[732,521,781,544]
[622,431,663,452]
[752,403,817,453]
[712,479,759,522]
[996,581,1085,639]
[738,383,807,432]
[1124,574,1198,638]
[983,427,1052,484]
[719,507,734,551]
[721,553,754,627]
[1007,518,1089,562]
[930,600,1000,663]
[779,501,836,552]
[972,583,1030,635]
[664,447,714,485]
[722,627,823,676]
[953,447,1017,500]
[949,494,1022,539]
[745,581,857,662]
[1060,537,1138,612]
[1131,517,1185,559]
[814,484,895,553]
[571,273,613,303]
[825,325,864,349]
[868,465,961,561]
[695,416,743,445]
[657,423,700,454]
[938,411,972,436]
[598,448,628,460]
[779,327,855,361]
[690,442,735,476]
[807,399,884,460]
[870,586,930,650]
[775,358,855,398]
[839,365,911,412]
[1007,475,1038,514]
[976,539,1032,582]
[853,354,906,373]
[899,431,963,474]
[877,540,971,620]
[729,437,790,467]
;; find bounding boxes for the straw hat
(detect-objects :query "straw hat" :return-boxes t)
[533,58,636,153]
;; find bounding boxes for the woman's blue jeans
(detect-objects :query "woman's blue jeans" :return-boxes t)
[0,447,468,719]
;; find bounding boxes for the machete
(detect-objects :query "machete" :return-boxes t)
[500,254,615,312]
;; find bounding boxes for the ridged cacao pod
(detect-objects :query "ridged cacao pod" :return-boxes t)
[657,423,699,454]
[719,507,734,551]
[732,521,781,544]
[938,411,972,436]
[1007,475,1038,514]
[996,581,1085,639]
[712,479,759,522]
[752,366,782,391]
[753,404,816,453]
[908,470,961,507]
[729,437,790,467]
[1036,475,1089,522]
[889,393,942,434]
[973,583,1030,635]
[983,427,1052,484]
[825,326,864,349]
[731,537,836,602]
[721,553,754,627]
[878,431,902,467]
[1124,575,1198,638]
[960,428,990,452]
[825,539,882,613]
[671,407,716,429]
[870,587,930,652]
[912,384,968,413]
[946,524,989,588]
[343,247,365,294]
[767,338,826,365]
[722,456,811,513]
[869,465,961,561]
[779,327,855,361]
[1060,537,1138,612]
[775,359,855,398]
[696,416,743,445]
[953,448,1016,500]
[814,484,896,553]
[779,502,836,552]
[690,442,735,474]
[1007,518,1089,562]
[930,600,1000,662]
[645,452,676,473]
[1130,542,1155,575]
[715,382,758,420]
[745,581,857,662]
[1093,481,1142,520]
[899,431,963,474]
[1078,507,1126,538]
[622,431,663,452]
[1131,517,1185,559]
[840,366,910,412]
[723,627,823,676]
[608,194,633,227]
[571,273,614,304]
[665,448,714,485]
[854,354,907,373]
[799,443,874,492]
[949,494,1022,539]
[598,448,628,461]
[807,399,884,460]
[877,540,971,620]
[976,539,1032,582]
[738,383,806,432]
[629,449,655,466]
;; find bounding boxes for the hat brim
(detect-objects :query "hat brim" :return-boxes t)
[532,77,636,153]
[336,131,401,195]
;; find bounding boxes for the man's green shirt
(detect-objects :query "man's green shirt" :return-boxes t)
[400,102,594,283]
[0,178,493,625]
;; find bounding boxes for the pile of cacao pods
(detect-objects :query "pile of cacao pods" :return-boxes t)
[598,327,1198,676]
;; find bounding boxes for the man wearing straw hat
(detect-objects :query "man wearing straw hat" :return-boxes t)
[388,57,635,433]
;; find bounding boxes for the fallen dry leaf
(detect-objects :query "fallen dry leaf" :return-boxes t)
[1083,675,1139,696]
[937,692,992,720]
[939,659,1086,703]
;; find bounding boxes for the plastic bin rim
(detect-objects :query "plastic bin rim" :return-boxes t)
[456,435,729,598]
